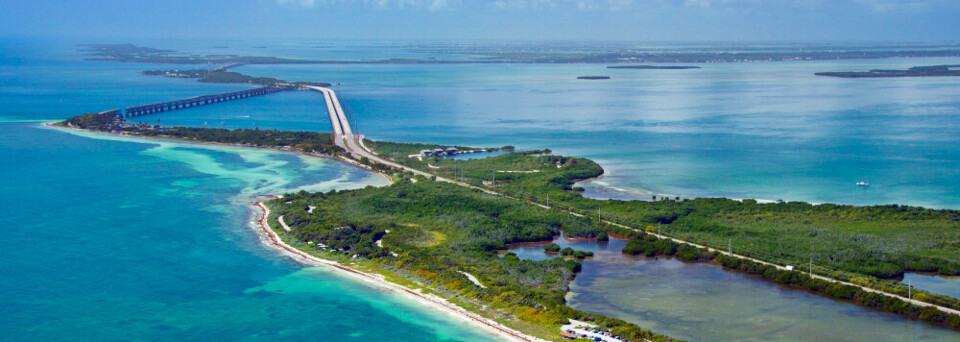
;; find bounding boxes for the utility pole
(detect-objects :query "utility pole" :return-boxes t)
[658,222,661,236]
[728,239,732,254]
[908,279,912,301]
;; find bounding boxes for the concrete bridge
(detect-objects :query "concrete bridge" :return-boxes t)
[123,87,281,117]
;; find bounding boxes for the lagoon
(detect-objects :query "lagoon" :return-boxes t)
[509,236,960,341]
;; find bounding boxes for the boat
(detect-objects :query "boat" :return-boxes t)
[857,181,870,187]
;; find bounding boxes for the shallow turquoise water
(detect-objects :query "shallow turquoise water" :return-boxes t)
[0,123,496,341]
[509,237,960,341]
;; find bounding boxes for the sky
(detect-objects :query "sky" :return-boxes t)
[1,0,958,42]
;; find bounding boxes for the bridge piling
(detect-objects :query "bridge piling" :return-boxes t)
[123,87,282,118]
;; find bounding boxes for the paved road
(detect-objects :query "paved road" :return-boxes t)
[310,86,960,317]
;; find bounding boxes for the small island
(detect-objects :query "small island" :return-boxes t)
[577,76,611,80]
[142,68,330,87]
[815,65,960,78]
[608,65,700,70]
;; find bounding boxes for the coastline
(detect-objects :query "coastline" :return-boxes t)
[45,122,538,340]
[251,201,546,342]
[43,121,960,334]
[42,122,394,184]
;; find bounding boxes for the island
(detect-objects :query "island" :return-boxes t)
[577,76,610,80]
[815,65,960,78]
[607,65,700,70]
[54,109,960,339]
[142,68,331,87]
[81,43,960,65]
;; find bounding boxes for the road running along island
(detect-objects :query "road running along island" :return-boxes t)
[54,86,960,340]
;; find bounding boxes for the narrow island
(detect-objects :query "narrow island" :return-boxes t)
[53,107,960,340]
[607,65,700,70]
[815,65,960,78]
[577,76,610,80]
[81,43,960,65]
[142,67,330,87]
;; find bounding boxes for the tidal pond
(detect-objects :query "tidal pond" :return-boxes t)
[508,235,960,341]
[902,273,960,301]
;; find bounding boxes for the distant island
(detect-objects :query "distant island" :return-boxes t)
[577,76,610,80]
[80,44,320,65]
[142,68,330,87]
[816,65,960,78]
[608,65,700,70]
[80,43,960,65]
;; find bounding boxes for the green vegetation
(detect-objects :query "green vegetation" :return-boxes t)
[58,112,344,155]
[141,69,331,87]
[80,44,320,65]
[62,109,960,336]
[137,127,343,154]
[272,179,676,341]
[621,233,960,330]
[371,146,960,311]
[62,112,122,130]
[362,139,514,160]
[816,65,960,78]
[544,243,561,252]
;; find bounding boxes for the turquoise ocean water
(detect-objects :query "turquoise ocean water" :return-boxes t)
[0,122,500,341]
[3,37,960,340]
[0,38,500,341]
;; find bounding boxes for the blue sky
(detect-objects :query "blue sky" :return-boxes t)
[1,0,958,42]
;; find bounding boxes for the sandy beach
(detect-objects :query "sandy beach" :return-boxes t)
[252,201,546,342]
[43,122,394,184]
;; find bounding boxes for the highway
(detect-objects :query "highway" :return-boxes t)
[306,85,493,188]
[308,85,960,318]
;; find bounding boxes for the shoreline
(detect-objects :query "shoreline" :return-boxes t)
[44,121,960,327]
[251,201,545,342]
[45,122,538,340]
[42,122,394,184]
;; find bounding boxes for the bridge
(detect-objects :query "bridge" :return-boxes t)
[123,87,282,118]
[307,85,468,182]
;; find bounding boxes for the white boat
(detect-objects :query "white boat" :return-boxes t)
[857,181,870,186]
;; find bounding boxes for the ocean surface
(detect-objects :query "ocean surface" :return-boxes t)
[0,122,505,341]
[2,37,960,340]
[232,58,960,209]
